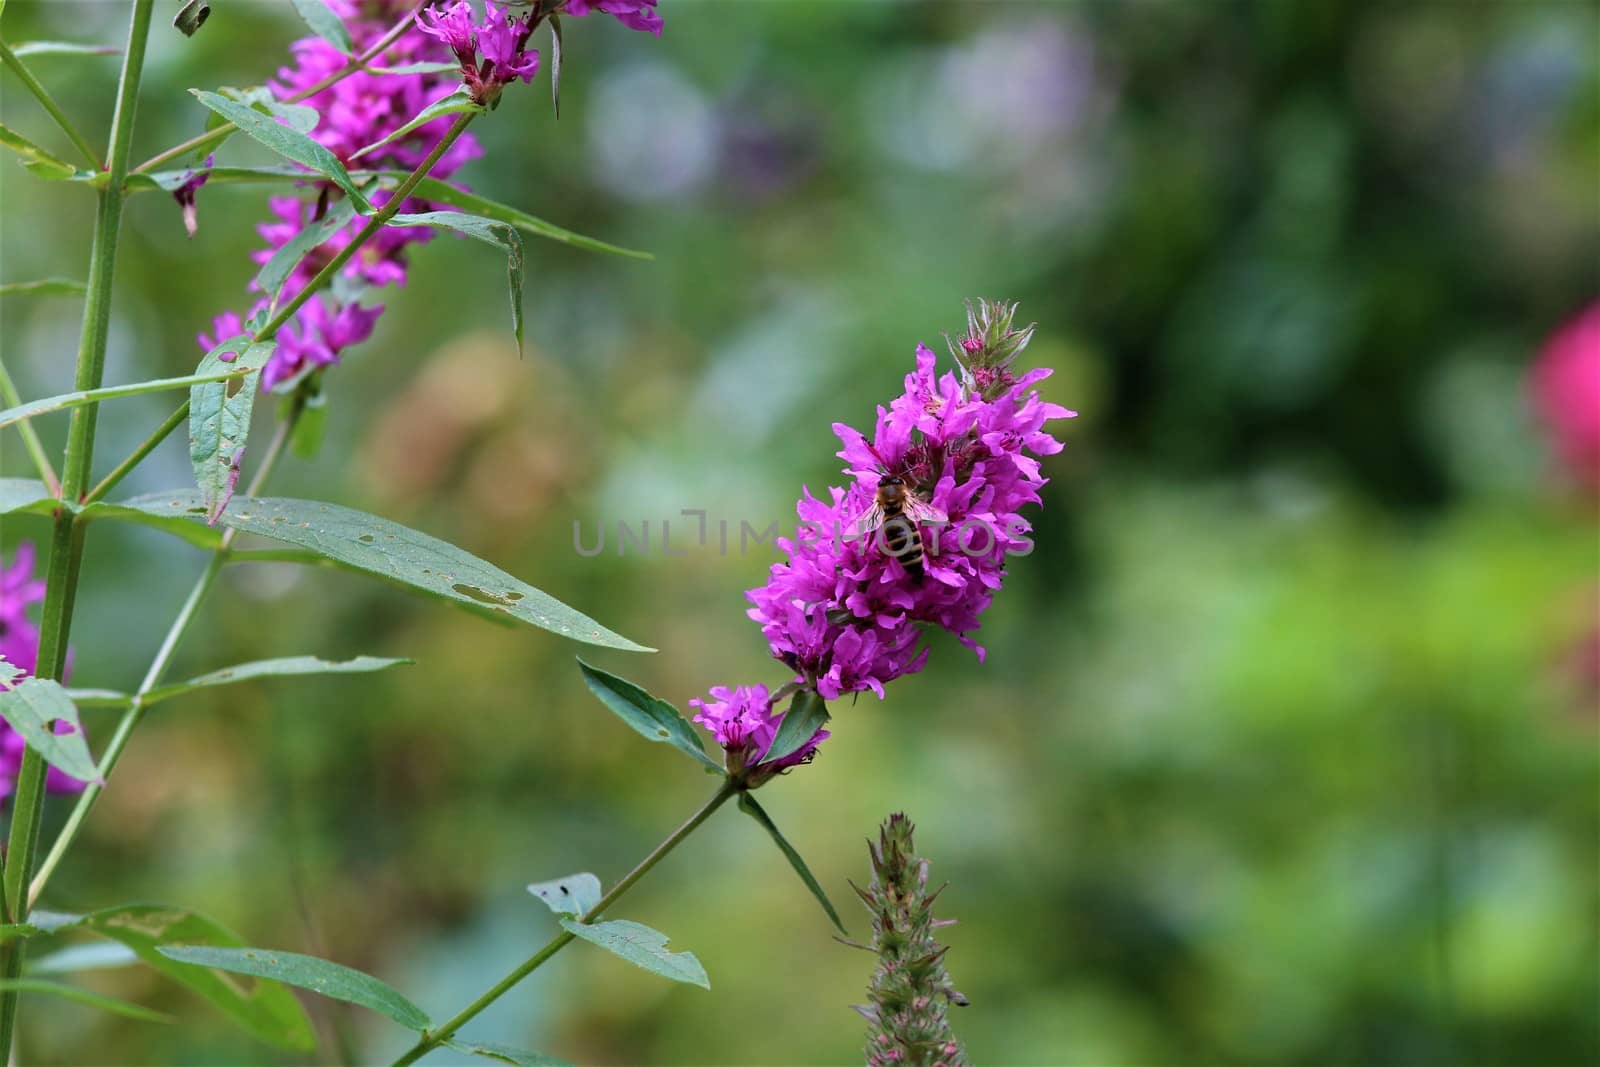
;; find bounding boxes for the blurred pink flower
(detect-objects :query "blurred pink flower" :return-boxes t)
[1530,301,1600,492]
[0,545,88,798]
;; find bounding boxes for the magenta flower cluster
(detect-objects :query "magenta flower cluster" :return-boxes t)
[0,545,87,799]
[564,0,662,36]
[200,0,485,391]
[1530,301,1600,494]
[416,1,541,102]
[688,685,829,782]
[692,302,1074,778]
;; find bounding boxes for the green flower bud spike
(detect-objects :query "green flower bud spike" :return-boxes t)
[853,813,969,1067]
[947,298,1037,401]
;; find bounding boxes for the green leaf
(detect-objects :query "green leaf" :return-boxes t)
[189,339,276,523]
[350,90,483,161]
[0,122,75,178]
[548,14,563,118]
[367,61,460,76]
[289,0,351,54]
[214,86,320,135]
[0,278,86,297]
[141,655,412,706]
[29,943,140,974]
[0,979,174,1024]
[157,946,430,1031]
[527,873,602,918]
[406,178,652,259]
[0,363,264,429]
[173,0,210,37]
[62,688,130,708]
[254,198,357,300]
[80,905,314,1051]
[10,42,120,58]
[575,661,719,769]
[127,165,318,192]
[0,678,102,785]
[388,211,523,354]
[0,478,55,515]
[0,912,85,944]
[109,493,651,650]
[760,690,829,764]
[446,1039,573,1067]
[188,90,371,212]
[738,794,847,935]
[557,918,710,989]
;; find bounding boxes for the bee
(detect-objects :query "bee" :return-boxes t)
[848,475,948,580]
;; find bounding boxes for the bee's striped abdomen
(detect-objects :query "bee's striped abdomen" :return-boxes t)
[881,513,925,576]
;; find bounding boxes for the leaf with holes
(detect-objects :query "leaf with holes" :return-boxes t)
[188,337,275,523]
[527,873,602,918]
[0,679,101,785]
[576,661,719,769]
[189,90,370,211]
[157,946,430,1031]
[387,211,523,354]
[558,919,709,989]
[350,89,483,160]
[108,493,650,650]
[80,905,314,1050]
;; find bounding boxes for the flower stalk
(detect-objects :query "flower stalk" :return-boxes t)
[0,2,155,1056]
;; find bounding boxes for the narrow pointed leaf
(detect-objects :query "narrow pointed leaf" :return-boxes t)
[557,918,710,989]
[0,278,86,297]
[29,943,140,975]
[189,90,371,211]
[110,493,651,650]
[81,905,315,1051]
[0,912,85,944]
[157,946,430,1031]
[289,0,351,54]
[350,90,482,160]
[527,873,602,918]
[0,122,74,178]
[11,42,120,58]
[0,679,101,785]
[0,979,174,1024]
[387,211,523,354]
[63,688,130,708]
[189,339,276,523]
[142,655,412,706]
[576,661,719,768]
[368,60,460,76]
[760,689,829,764]
[548,14,563,118]
[254,199,356,299]
[0,363,264,429]
[738,793,847,934]
[447,1040,573,1067]
[407,178,651,259]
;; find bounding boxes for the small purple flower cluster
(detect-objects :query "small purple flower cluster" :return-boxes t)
[693,301,1074,778]
[0,545,87,798]
[416,1,540,102]
[564,0,662,36]
[200,0,484,391]
[688,684,829,785]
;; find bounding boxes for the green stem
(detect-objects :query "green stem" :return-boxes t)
[0,359,60,496]
[0,38,102,169]
[27,392,303,910]
[0,2,152,1057]
[130,6,420,175]
[256,112,474,341]
[391,780,740,1067]
[81,399,188,505]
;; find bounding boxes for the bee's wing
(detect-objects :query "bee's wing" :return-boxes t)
[847,501,886,540]
[902,494,948,525]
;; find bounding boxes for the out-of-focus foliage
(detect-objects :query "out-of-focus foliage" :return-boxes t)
[1,1,1595,1064]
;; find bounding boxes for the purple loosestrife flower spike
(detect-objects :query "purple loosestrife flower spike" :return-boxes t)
[746,301,1075,700]
[855,814,969,1067]
[0,544,88,799]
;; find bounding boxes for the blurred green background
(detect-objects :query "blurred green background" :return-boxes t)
[2,1,1598,1064]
